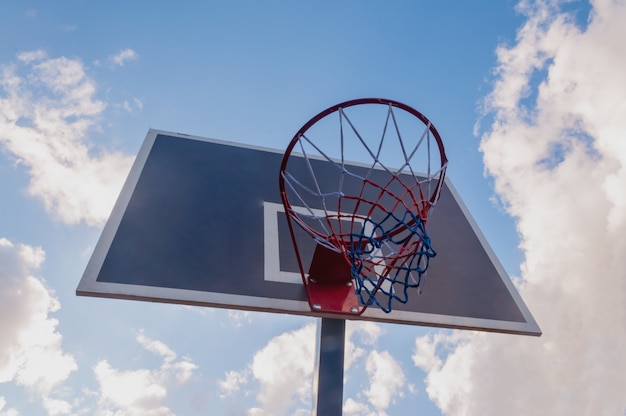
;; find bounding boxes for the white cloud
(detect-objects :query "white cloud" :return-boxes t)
[344,321,382,372]
[137,331,177,363]
[121,97,143,114]
[345,322,413,415]
[0,238,77,409]
[42,396,72,415]
[222,320,413,415]
[133,97,143,111]
[217,323,316,415]
[418,1,626,414]
[94,361,170,415]
[17,50,47,64]
[364,350,406,411]
[0,396,19,416]
[347,321,382,346]
[249,323,316,415]
[93,332,197,415]
[412,332,472,412]
[219,370,249,398]
[0,50,134,226]
[343,397,371,416]
[226,310,252,328]
[110,49,138,67]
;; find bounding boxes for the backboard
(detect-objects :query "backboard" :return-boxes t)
[77,129,541,336]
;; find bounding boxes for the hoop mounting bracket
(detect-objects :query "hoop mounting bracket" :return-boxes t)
[306,244,362,315]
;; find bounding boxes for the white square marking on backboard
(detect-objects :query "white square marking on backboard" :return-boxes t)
[263,201,303,284]
[263,201,368,284]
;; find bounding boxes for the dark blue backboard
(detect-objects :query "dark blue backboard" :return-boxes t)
[77,130,541,336]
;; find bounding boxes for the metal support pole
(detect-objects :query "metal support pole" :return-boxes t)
[314,317,346,416]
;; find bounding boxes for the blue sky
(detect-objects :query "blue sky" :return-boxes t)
[1,1,625,415]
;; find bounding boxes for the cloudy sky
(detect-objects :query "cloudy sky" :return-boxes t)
[0,0,625,415]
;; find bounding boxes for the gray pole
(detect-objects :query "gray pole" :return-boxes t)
[314,317,346,416]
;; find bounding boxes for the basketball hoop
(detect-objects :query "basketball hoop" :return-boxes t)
[279,98,447,314]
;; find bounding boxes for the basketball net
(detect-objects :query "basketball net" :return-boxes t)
[280,98,447,313]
